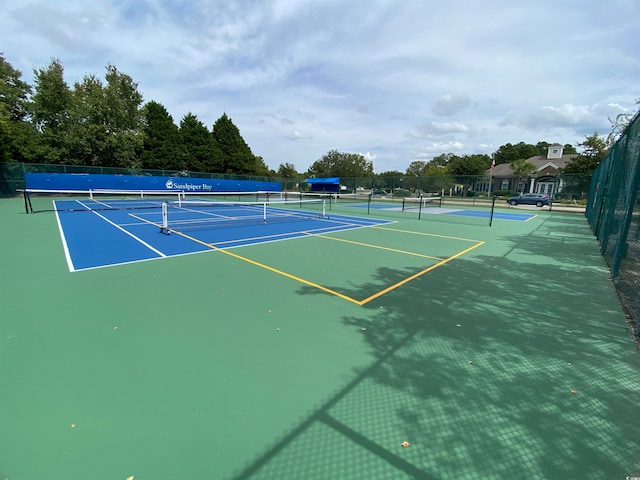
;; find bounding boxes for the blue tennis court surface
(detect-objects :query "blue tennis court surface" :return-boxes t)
[348,202,536,221]
[54,199,393,271]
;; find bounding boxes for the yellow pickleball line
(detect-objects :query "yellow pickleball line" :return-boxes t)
[131,214,485,306]
[372,225,481,243]
[358,240,486,305]
[316,234,445,261]
[165,227,363,305]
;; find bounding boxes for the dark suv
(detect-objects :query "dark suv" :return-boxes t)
[507,193,550,207]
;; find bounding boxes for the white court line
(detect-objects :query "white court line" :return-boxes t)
[54,202,76,272]
[76,201,167,258]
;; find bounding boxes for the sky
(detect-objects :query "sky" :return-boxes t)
[1,0,638,173]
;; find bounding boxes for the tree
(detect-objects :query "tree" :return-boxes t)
[446,154,491,194]
[30,58,72,163]
[306,150,374,178]
[0,53,35,162]
[375,170,404,192]
[141,101,180,170]
[211,113,260,174]
[277,162,300,189]
[403,161,428,191]
[67,65,144,167]
[509,158,537,193]
[492,142,539,165]
[179,112,220,173]
[607,112,635,145]
[278,162,299,178]
[562,132,608,174]
[430,153,455,168]
[405,161,428,177]
[0,53,32,123]
[254,156,273,177]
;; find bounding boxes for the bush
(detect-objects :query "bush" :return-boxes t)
[492,190,512,197]
[392,188,412,197]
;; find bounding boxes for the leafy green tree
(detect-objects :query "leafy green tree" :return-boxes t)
[447,154,491,176]
[0,53,35,162]
[405,161,428,177]
[446,154,491,194]
[431,153,456,167]
[0,53,32,123]
[277,162,299,178]
[424,162,448,176]
[563,144,577,154]
[306,150,374,178]
[562,132,608,174]
[606,111,637,145]
[402,161,427,191]
[535,141,550,155]
[378,170,403,178]
[102,65,144,168]
[0,117,11,163]
[179,112,220,173]
[510,158,537,193]
[422,155,454,192]
[211,113,259,174]
[30,58,72,163]
[492,142,539,165]
[141,101,180,170]
[66,65,144,167]
[253,156,273,177]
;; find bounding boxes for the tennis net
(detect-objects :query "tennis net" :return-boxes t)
[401,196,442,211]
[159,197,328,234]
[282,191,373,205]
[21,189,283,214]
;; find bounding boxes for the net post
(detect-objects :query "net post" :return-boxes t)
[418,194,423,220]
[263,202,267,223]
[89,189,94,200]
[367,192,371,215]
[489,195,496,227]
[160,201,170,235]
[23,190,33,214]
[322,199,326,217]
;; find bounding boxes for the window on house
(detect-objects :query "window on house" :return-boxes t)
[500,180,510,190]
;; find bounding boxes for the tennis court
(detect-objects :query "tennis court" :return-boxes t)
[1,193,639,480]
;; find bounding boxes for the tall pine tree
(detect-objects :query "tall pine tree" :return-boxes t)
[211,113,260,175]
[141,100,180,170]
[179,113,222,173]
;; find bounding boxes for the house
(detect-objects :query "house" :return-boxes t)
[485,144,578,195]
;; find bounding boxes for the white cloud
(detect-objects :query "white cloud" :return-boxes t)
[361,152,377,162]
[411,121,472,139]
[0,0,638,173]
[286,130,312,141]
[431,94,471,117]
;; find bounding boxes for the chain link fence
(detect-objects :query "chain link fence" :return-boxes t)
[2,162,591,203]
[586,111,640,338]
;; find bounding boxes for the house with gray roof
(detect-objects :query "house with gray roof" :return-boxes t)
[486,144,578,195]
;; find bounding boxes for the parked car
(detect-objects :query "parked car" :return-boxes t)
[507,193,550,207]
[372,190,388,197]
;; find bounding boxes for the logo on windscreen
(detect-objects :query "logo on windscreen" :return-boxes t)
[165,179,174,189]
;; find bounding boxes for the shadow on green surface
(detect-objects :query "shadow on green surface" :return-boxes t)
[230,215,640,479]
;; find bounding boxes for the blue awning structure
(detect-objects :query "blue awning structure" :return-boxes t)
[305,177,340,192]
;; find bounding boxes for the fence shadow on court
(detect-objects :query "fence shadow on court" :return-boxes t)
[230,218,640,479]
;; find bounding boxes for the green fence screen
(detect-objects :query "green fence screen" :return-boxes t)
[586,111,640,337]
